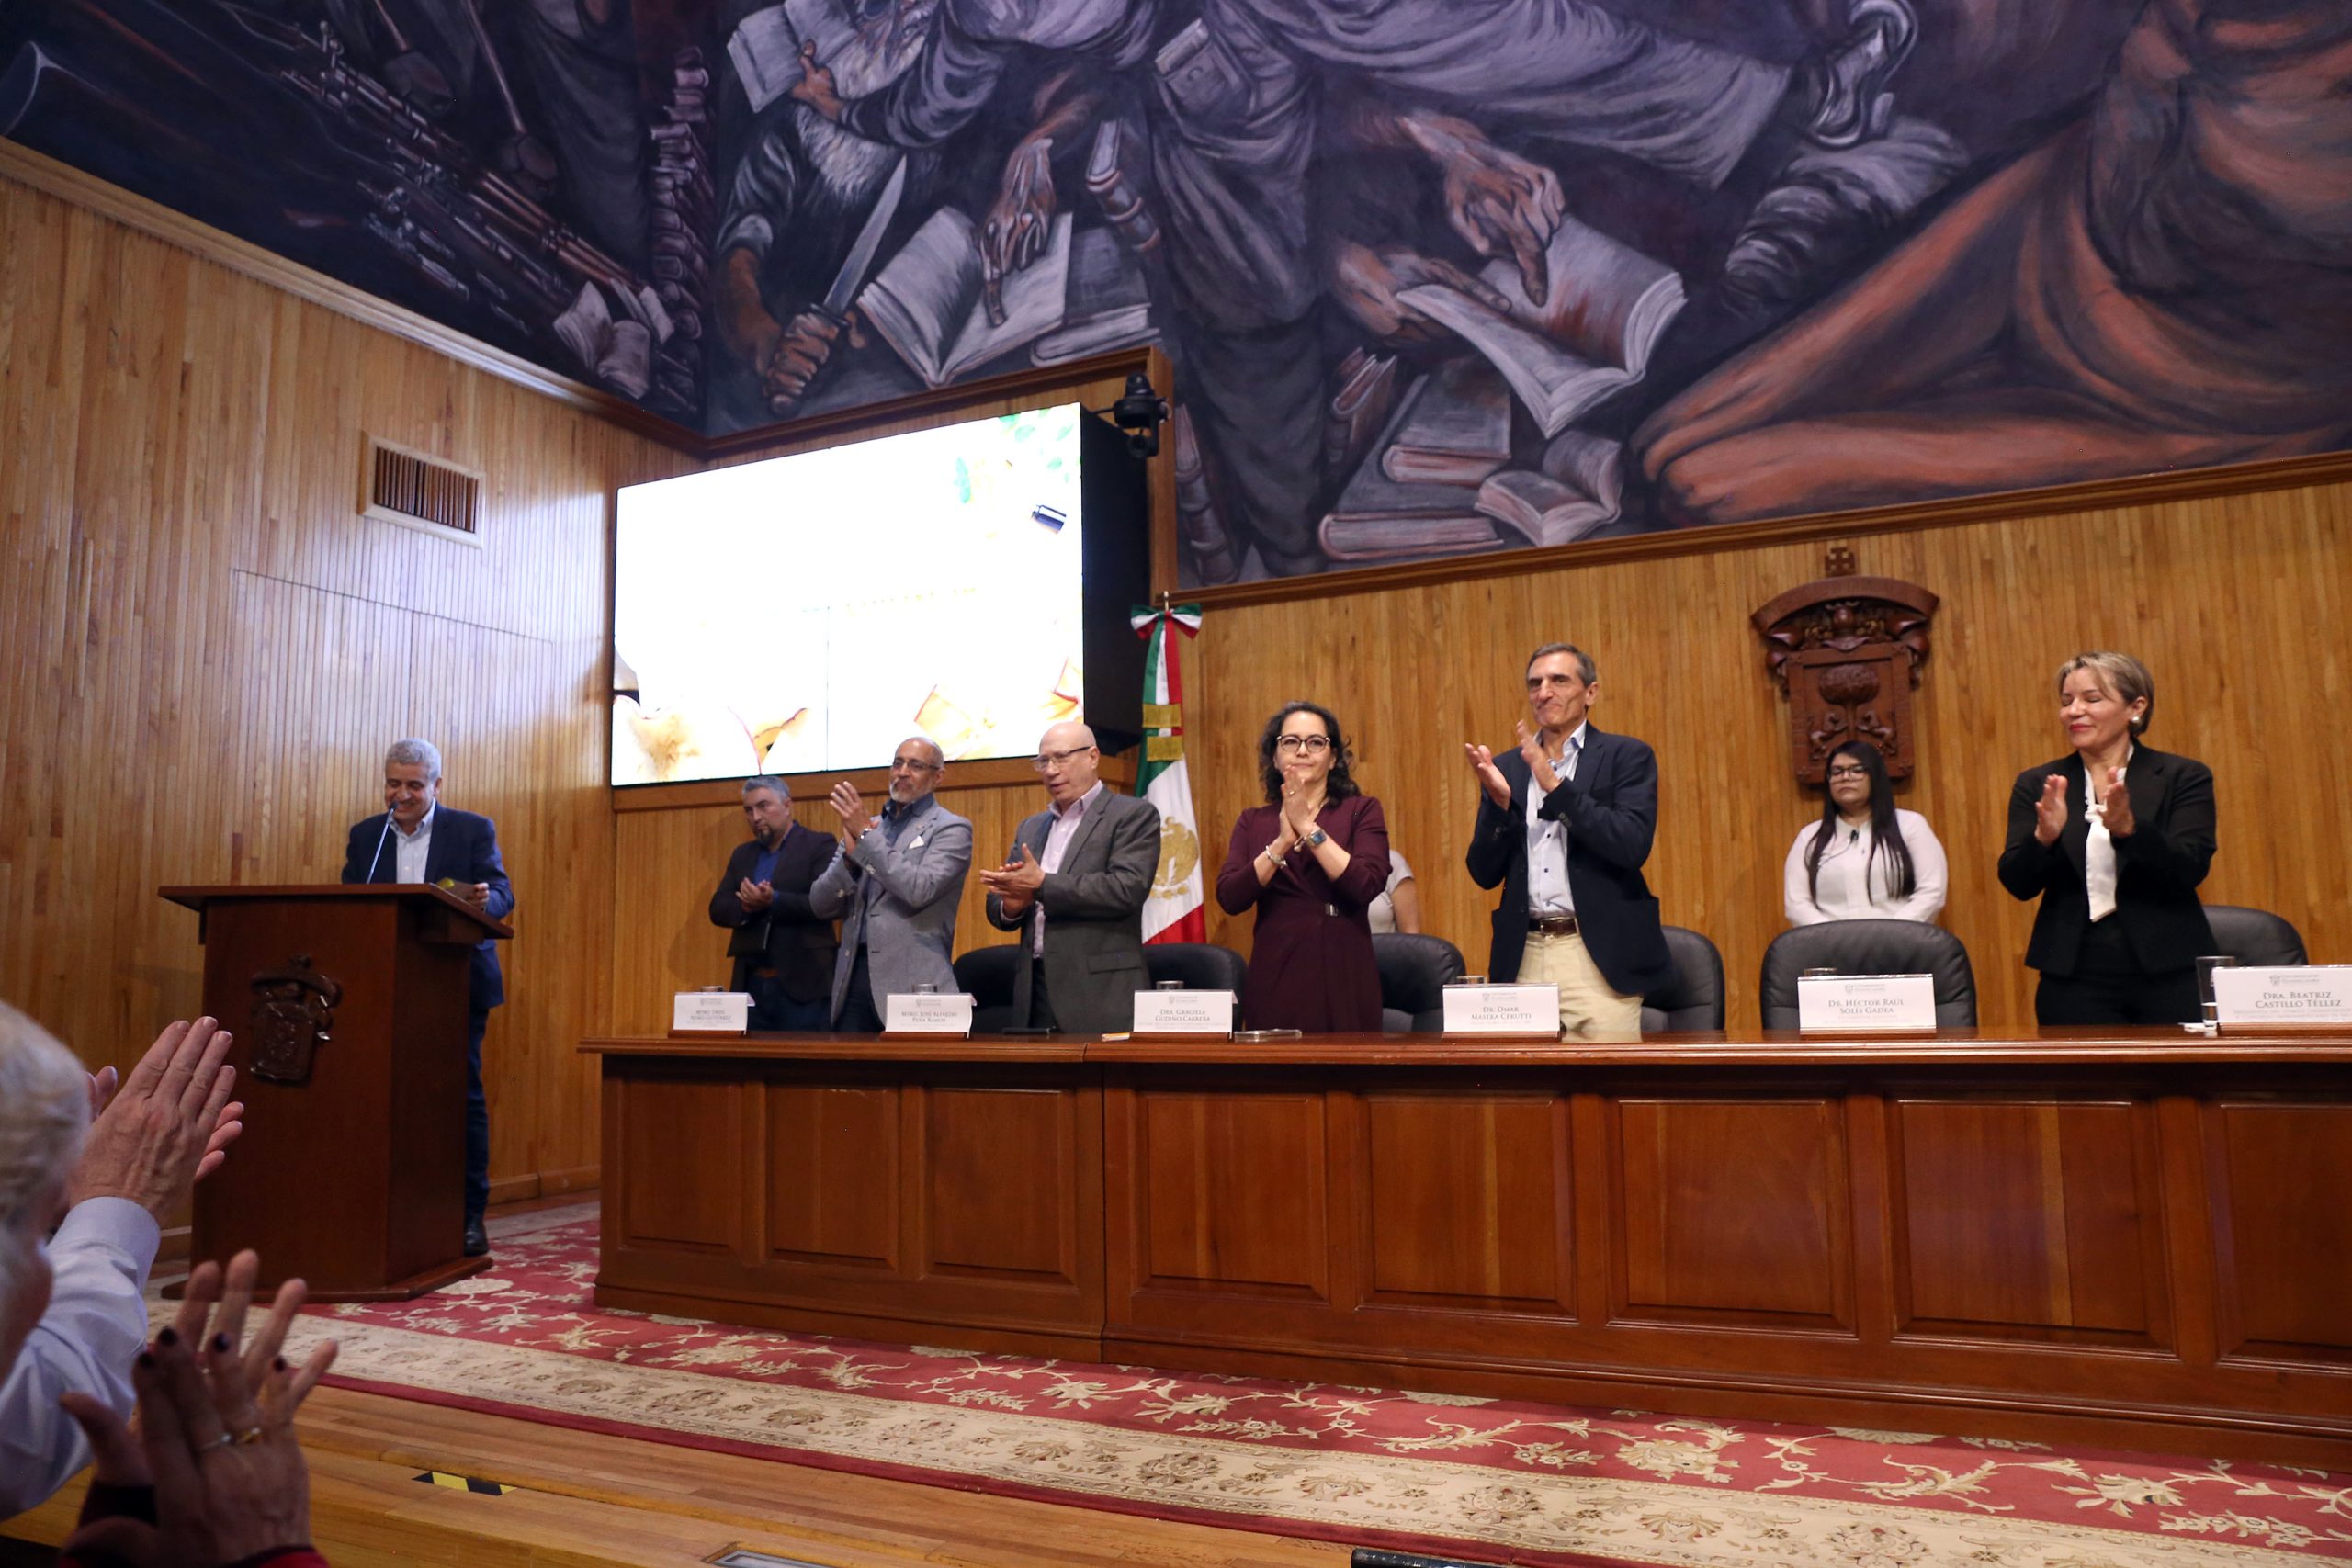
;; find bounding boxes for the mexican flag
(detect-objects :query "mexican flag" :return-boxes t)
[1132,604,1204,944]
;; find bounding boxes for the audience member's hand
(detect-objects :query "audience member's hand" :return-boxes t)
[737,878,776,912]
[67,1020,243,1217]
[87,1065,121,1119]
[1464,743,1510,809]
[1513,721,1559,789]
[61,1249,336,1568]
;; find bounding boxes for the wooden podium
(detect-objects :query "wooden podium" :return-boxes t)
[160,884,512,1301]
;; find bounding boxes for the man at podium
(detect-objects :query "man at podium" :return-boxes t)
[340,739,514,1258]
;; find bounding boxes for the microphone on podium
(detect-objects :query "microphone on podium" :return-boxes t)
[363,809,395,883]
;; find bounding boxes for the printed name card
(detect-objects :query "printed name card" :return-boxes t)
[1797,974,1937,1032]
[673,991,751,1033]
[1442,983,1560,1037]
[883,992,976,1035]
[1132,989,1237,1036]
[2212,966,2352,1029]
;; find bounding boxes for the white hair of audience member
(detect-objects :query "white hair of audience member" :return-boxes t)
[0,1003,89,1370]
[386,737,444,780]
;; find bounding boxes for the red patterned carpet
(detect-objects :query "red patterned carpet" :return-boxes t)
[255,1207,2351,1567]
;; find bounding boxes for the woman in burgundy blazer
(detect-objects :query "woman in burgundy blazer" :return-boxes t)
[1215,702,1391,1032]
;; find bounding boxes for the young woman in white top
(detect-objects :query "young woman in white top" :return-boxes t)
[1782,739,1947,925]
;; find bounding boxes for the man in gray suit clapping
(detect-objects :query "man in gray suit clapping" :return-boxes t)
[980,722,1161,1035]
[811,736,974,1032]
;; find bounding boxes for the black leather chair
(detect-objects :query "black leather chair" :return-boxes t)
[2203,905,2309,966]
[1142,942,1249,995]
[1373,932,1464,1033]
[1759,920,1976,1029]
[951,944,1024,1034]
[1641,926,1726,1033]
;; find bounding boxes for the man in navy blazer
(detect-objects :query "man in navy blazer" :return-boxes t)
[1465,643,1673,1035]
[341,738,514,1256]
[708,776,839,1031]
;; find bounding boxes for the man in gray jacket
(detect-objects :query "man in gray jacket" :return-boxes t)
[810,736,974,1032]
[981,722,1161,1034]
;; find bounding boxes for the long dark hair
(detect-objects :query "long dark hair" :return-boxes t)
[1805,739,1916,903]
[1257,701,1361,804]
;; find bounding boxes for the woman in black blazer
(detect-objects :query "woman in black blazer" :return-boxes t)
[1997,651,2216,1024]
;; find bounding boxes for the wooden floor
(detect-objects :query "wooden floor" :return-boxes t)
[4,1195,1351,1568]
[10,1385,1351,1566]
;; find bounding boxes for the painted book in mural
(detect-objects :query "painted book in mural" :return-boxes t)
[1476,430,1626,547]
[1396,213,1684,436]
[859,209,1075,389]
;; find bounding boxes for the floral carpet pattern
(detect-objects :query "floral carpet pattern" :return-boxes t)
[246,1209,2351,1567]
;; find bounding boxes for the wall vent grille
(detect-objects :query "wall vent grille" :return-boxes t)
[361,436,484,545]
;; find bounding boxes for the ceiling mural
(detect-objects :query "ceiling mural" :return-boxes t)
[6,0,2349,587]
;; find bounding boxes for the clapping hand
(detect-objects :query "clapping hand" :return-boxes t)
[2097,767,2135,837]
[1464,742,1510,809]
[1513,720,1561,790]
[1279,779,1320,844]
[737,877,775,913]
[2033,773,2069,845]
[68,1019,243,1214]
[829,780,876,840]
[61,1249,338,1568]
[979,843,1046,913]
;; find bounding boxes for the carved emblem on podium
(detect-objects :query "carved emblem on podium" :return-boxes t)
[248,954,344,1086]
[1752,558,1939,784]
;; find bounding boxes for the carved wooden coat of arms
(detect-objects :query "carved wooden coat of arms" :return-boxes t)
[247,954,345,1086]
[1752,560,1939,784]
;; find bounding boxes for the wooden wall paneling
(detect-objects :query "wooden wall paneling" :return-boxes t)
[1179,487,2352,1032]
[0,172,688,1210]
[1354,1089,1572,1313]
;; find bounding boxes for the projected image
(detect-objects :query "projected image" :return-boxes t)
[613,404,1084,784]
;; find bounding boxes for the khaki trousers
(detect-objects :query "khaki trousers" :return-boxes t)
[1521,930,1643,1037]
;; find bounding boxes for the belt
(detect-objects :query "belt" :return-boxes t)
[1529,912,1580,936]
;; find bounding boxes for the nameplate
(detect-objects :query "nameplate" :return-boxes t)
[1797,974,1937,1032]
[673,991,750,1033]
[1132,989,1236,1037]
[2212,966,2352,1030]
[882,992,975,1036]
[1442,983,1559,1038]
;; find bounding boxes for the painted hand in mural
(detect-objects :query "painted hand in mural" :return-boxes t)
[1464,744,1511,811]
[788,40,845,121]
[2033,774,2069,846]
[1329,241,1510,344]
[981,136,1059,328]
[1399,110,1565,307]
[763,310,847,416]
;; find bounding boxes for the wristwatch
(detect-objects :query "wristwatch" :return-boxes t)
[1304,828,1328,848]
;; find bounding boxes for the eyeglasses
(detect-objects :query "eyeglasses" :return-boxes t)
[888,757,941,773]
[1274,735,1332,755]
[1826,765,1869,780]
[1033,744,1094,773]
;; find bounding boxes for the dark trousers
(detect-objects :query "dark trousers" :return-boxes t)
[465,1008,490,1223]
[1025,957,1058,1031]
[2034,967,2201,1026]
[835,946,886,1033]
[747,971,831,1032]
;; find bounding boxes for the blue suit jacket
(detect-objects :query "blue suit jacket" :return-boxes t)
[342,807,514,1010]
[1464,727,1673,998]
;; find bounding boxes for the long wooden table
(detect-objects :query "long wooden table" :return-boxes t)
[580,1030,2352,1466]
